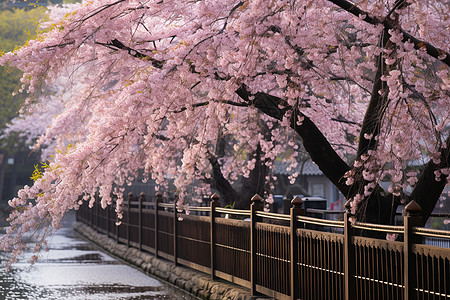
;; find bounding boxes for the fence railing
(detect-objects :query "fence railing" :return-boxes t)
[76,192,450,300]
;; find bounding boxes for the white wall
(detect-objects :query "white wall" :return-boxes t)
[307,175,340,209]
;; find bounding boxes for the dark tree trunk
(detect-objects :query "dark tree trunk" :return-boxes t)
[208,144,269,209]
[235,86,449,226]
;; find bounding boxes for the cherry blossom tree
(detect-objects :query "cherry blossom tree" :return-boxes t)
[0,0,449,264]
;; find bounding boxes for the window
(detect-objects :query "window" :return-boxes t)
[311,183,324,197]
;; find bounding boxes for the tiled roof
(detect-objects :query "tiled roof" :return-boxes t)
[274,160,323,176]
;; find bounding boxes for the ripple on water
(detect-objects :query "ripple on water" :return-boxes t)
[0,265,194,299]
[0,211,195,299]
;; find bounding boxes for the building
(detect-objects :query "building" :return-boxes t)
[273,160,342,210]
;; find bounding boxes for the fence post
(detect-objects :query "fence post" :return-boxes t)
[404,200,422,300]
[290,196,304,300]
[344,200,356,300]
[127,192,133,248]
[155,192,162,258]
[251,194,264,296]
[210,193,220,280]
[173,197,178,265]
[139,192,146,252]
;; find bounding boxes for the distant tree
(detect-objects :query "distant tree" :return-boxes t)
[0,0,448,265]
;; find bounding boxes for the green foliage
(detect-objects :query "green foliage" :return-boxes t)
[0,66,22,129]
[0,7,47,52]
[0,7,47,154]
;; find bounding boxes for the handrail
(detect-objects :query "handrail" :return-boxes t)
[119,199,450,237]
[188,207,210,212]
[158,203,173,209]
[256,211,290,221]
[353,222,404,234]
[413,227,450,239]
[395,212,450,218]
[296,215,344,228]
[215,207,251,216]
[306,209,344,215]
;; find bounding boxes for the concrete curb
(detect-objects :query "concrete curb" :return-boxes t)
[73,222,266,300]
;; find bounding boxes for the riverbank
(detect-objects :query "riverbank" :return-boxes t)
[73,222,267,300]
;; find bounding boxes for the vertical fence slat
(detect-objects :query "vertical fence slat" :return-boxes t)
[344,200,356,300]
[250,194,263,296]
[139,192,145,251]
[173,198,178,265]
[155,192,162,258]
[127,192,132,248]
[404,200,422,300]
[290,196,304,300]
[210,193,219,280]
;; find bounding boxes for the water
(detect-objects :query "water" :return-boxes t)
[0,211,195,299]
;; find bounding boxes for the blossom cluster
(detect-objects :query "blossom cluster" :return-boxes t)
[0,0,448,266]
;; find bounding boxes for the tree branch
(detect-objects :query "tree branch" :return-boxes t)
[331,117,361,126]
[171,99,248,114]
[357,29,390,157]
[97,39,164,68]
[326,0,450,67]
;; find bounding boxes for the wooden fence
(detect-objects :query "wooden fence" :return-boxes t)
[76,192,450,300]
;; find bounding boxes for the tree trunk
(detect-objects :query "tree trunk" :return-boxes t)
[236,86,448,226]
[208,143,269,209]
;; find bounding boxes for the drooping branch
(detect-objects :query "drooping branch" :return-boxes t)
[96,39,165,68]
[171,100,248,114]
[76,0,126,23]
[326,0,450,67]
[331,117,361,126]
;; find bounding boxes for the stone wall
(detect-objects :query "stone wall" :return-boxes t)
[73,222,265,300]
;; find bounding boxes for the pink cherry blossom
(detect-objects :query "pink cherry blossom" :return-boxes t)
[0,0,448,266]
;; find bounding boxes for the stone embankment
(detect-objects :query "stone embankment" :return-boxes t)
[74,222,268,300]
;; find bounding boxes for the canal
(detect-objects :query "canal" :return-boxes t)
[0,210,195,299]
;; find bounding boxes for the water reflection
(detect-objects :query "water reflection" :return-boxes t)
[0,212,195,299]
